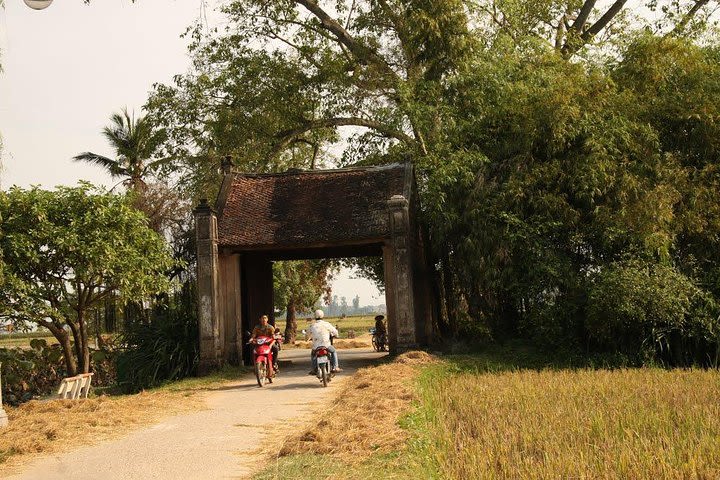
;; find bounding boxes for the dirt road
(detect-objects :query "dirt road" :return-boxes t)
[5,348,387,480]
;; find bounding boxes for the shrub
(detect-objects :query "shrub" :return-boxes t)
[0,341,65,405]
[115,287,199,393]
[586,260,720,365]
[0,339,119,405]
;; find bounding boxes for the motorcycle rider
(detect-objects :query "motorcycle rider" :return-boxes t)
[251,314,280,373]
[307,309,342,375]
[374,314,387,350]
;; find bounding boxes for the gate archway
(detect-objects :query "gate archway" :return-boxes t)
[193,163,434,372]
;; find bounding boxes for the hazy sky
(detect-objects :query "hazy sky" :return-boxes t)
[0,0,382,305]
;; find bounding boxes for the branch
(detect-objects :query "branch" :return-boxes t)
[671,0,711,36]
[571,0,597,34]
[582,0,628,40]
[268,116,416,159]
[562,0,628,56]
[266,28,324,70]
[294,0,397,78]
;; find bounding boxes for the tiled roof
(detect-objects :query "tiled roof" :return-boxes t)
[217,164,410,248]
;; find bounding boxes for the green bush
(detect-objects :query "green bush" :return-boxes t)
[115,287,199,393]
[0,339,119,405]
[586,261,720,366]
[0,340,65,405]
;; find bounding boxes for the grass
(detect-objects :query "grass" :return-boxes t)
[0,365,249,470]
[255,344,720,479]
[412,360,720,479]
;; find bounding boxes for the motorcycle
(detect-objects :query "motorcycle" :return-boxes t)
[250,335,276,387]
[313,345,335,387]
[369,327,388,352]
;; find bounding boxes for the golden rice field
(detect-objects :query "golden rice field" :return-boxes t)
[411,363,720,479]
[257,349,720,480]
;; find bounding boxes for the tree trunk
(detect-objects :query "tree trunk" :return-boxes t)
[104,294,117,333]
[78,310,91,374]
[284,301,297,344]
[42,319,77,376]
[94,307,107,350]
[67,320,83,372]
[51,327,78,377]
[441,253,460,337]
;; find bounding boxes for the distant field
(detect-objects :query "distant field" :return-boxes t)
[0,332,57,349]
[0,315,381,349]
[275,315,377,339]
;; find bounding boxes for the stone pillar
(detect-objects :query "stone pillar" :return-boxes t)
[219,253,242,365]
[0,362,8,427]
[194,199,221,374]
[385,195,418,351]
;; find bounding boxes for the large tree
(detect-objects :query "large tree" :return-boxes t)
[0,184,176,376]
[148,1,718,197]
[147,1,720,362]
[273,260,334,343]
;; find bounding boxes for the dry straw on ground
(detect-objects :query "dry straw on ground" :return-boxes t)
[275,350,436,459]
[0,388,203,471]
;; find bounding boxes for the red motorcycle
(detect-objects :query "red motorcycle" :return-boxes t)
[251,335,276,387]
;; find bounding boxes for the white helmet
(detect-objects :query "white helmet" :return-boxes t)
[314,309,324,320]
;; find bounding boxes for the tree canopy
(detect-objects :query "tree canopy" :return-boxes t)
[0,184,176,375]
[144,0,720,364]
[273,260,335,343]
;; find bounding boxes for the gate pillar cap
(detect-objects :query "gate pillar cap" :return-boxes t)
[388,195,408,208]
[194,198,216,215]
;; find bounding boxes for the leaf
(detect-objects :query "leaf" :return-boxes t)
[30,338,48,351]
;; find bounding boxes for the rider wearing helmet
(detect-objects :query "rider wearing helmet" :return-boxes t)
[307,309,342,375]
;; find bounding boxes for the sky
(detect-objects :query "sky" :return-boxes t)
[0,0,382,306]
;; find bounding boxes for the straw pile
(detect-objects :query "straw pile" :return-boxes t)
[276,350,436,459]
[0,389,203,469]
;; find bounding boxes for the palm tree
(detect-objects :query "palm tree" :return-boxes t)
[74,108,165,191]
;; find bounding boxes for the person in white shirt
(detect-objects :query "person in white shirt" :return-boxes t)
[307,309,342,374]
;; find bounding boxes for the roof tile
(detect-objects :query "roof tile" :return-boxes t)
[217,164,408,248]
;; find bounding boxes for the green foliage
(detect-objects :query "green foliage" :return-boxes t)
[0,340,118,406]
[0,184,176,375]
[0,342,64,405]
[587,260,720,365]
[273,260,333,314]
[143,2,720,364]
[115,286,199,393]
[421,36,720,364]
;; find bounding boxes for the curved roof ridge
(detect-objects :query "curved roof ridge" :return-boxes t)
[231,162,407,178]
